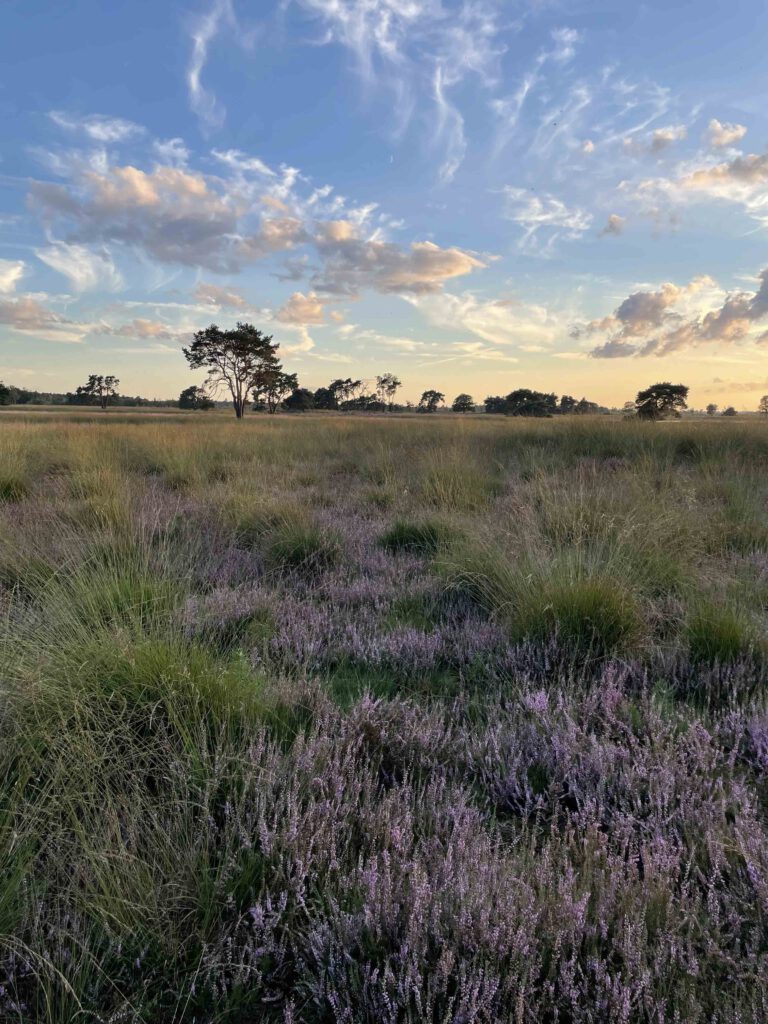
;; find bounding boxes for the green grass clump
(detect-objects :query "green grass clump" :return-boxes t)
[266,520,340,570]
[526,577,644,658]
[379,518,454,556]
[0,472,29,502]
[686,602,757,665]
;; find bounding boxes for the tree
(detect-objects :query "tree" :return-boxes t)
[71,374,120,410]
[575,398,599,415]
[0,381,13,406]
[419,389,445,412]
[505,389,558,417]
[484,395,508,414]
[284,387,315,412]
[722,406,737,417]
[179,385,214,410]
[635,382,688,421]
[758,396,768,416]
[706,403,718,416]
[452,393,475,413]
[559,394,577,414]
[251,365,298,414]
[376,373,402,410]
[312,386,337,410]
[183,323,279,419]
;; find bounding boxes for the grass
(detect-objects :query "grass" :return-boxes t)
[0,411,767,1020]
[378,517,455,555]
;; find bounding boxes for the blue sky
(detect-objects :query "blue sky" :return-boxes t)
[2,0,768,406]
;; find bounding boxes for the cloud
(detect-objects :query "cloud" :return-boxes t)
[704,377,768,394]
[30,164,306,273]
[187,0,235,130]
[706,118,747,148]
[622,124,687,157]
[48,110,144,143]
[312,220,484,295]
[36,241,123,292]
[432,64,466,184]
[153,138,190,168]
[294,0,507,181]
[0,260,25,294]
[650,124,687,152]
[585,269,768,357]
[193,281,248,308]
[275,290,326,324]
[0,295,87,343]
[406,290,562,349]
[29,155,486,297]
[501,187,592,253]
[98,318,177,340]
[599,214,625,237]
[630,148,768,225]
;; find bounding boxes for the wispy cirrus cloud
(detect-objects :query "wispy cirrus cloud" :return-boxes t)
[405,289,562,349]
[36,241,123,292]
[502,187,592,253]
[187,0,234,130]
[290,0,511,181]
[48,110,144,143]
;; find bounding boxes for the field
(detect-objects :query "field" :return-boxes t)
[1,412,767,1022]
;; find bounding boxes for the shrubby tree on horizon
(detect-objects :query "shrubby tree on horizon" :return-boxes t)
[183,323,279,419]
[484,390,599,416]
[506,389,558,417]
[178,385,214,410]
[635,382,689,420]
[252,366,298,414]
[419,389,445,412]
[722,405,737,417]
[376,373,402,410]
[452,393,475,413]
[284,387,315,411]
[69,374,120,410]
[759,395,768,416]
[706,403,718,416]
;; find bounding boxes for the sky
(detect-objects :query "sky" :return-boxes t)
[2,0,768,408]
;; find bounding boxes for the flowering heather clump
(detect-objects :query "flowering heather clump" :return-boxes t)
[2,415,768,1021]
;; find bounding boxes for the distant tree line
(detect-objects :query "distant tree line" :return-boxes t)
[0,379,176,408]
[0,323,760,420]
[484,390,602,417]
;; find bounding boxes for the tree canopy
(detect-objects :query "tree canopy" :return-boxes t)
[635,382,689,420]
[252,366,298,414]
[376,373,402,410]
[68,374,120,410]
[179,385,214,410]
[183,323,279,419]
[452,393,475,413]
[419,390,445,412]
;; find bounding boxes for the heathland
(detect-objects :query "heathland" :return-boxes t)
[1,411,767,1022]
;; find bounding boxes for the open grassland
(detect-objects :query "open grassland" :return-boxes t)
[1,413,768,1022]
